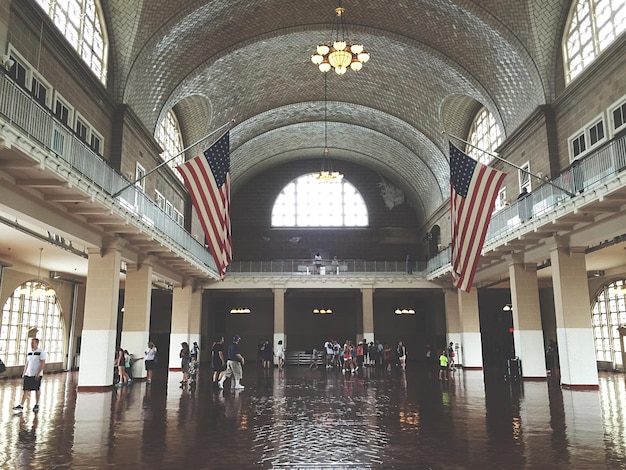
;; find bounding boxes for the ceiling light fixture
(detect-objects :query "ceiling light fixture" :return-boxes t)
[313,74,343,183]
[311,0,370,75]
[20,248,56,298]
[313,308,333,314]
[230,308,251,314]
[395,309,415,315]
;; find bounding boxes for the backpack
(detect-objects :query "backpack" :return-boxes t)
[0,358,6,373]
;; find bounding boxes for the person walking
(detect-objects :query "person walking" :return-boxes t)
[211,336,226,385]
[144,341,158,384]
[13,338,46,412]
[218,336,245,390]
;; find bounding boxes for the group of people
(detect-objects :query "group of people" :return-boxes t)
[114,340,160,387]
[256,339,285,369]
[321,339,408,372]
[437,342,457,380]
[178,341,199,388]
[210,335,246,390]
[313,253,341,274]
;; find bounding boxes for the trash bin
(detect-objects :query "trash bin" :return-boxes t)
[320,266,326,275]
[507,357,522,378]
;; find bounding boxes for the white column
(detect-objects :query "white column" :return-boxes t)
[169,283,193,370]
[121,258,153,379]
[360,286,375,344]
[458,288,483,369]
[444,287,463,366]
[77,241,123,390]
[508,259,546,379]
[549,240,598,388]
[273,286,285,365]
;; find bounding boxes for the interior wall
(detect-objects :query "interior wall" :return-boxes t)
[231,159,424,262]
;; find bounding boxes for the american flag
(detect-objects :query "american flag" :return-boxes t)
[176,132,232,279]
[450,142,505,292]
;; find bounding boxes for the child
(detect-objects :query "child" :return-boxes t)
[187,357,198,389]
[310,348,319,369]
[439,350,449,381]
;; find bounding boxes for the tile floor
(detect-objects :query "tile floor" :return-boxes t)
[1,365,625,469]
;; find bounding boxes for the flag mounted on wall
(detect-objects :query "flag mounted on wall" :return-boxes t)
[176,132,232,279]
[449,142,506,292]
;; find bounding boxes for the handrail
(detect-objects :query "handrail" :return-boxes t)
[227,259,426,274]
[425,134,626,275]
[0,73,216,273]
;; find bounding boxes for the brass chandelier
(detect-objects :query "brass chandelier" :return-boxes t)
[311,0,370,75]
[313,74,343,183]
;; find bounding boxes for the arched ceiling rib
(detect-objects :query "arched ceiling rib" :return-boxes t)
[100,0,571,222]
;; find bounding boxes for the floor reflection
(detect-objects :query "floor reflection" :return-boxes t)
[0,367,625,469]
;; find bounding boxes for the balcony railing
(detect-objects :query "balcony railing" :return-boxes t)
[0,73,216,272]
[426,134,626,275]
[227,259,426,275]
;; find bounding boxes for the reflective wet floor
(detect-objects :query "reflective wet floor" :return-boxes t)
[1,365,625,469]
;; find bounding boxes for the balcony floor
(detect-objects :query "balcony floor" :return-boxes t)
[1,365,625,469]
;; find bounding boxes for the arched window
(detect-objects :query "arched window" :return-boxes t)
[156,110,185,183]
[272,174,368,227]
[591,280,626,369]
[564,0,626,84]
[466,107,502,165]
[35,0,108,84]
[1,282,65,367]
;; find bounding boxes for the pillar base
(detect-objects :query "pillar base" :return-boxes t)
[562,383,600,390]
[76,385,114,393]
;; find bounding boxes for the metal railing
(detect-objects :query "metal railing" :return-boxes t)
[0,74,216,272]
[426,134,626,275]
[227,259,426,275]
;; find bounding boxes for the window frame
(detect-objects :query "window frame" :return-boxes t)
[609,94,626,136]
[135,163,146,192]
[31,71,52,108]
[568,113,607,162]
[53,92,74,127]
[519,162,531,193]
[75,111,89,143]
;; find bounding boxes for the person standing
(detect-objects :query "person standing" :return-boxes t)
[191,341,200,361]
[180,342,191,384]
[396,341,407,370]
[13,338,46,412]
[144,341,157,384]
[439,350,449,381]
[115,347,130,387]
[314,252,322,274]
[218,336,245,390]
[276,340,285,370]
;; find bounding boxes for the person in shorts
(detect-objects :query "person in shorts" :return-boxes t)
[13,338,46,412]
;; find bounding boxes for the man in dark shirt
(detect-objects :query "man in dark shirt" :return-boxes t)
[218,336,245,390]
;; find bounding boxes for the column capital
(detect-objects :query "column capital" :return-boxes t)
[505,253,525,265]
[102,235,127,254]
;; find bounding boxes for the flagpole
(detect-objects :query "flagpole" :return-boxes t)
[443,131,575,197]
[111,119,235,198]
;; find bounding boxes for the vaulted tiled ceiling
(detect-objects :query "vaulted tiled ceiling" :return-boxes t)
[103,0,569,222]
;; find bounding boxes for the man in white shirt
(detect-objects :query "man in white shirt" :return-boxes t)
[13,338,46,412]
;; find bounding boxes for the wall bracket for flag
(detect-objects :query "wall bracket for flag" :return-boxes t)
[443,131,576,198]
[111,119,235,198]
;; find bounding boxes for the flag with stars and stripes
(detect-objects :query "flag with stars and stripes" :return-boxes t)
[176,132,232,279]
[450,142,506,292]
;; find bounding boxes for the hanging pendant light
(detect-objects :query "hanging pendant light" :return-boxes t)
[310,1,370,75]
[312,74,343,183]
[22,248,56,298]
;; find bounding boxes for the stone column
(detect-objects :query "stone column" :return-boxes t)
[169,282,193,370]
[444,287,463,366]
[508,258,546,379]
[188,285,202,362]
[77,241,123,391]
[360,286,374,345]
[549,241,598,388]
[458,288,482,369]
[273,285,285,365]
[121,258,153,379]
